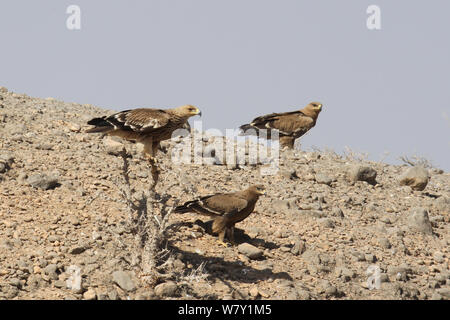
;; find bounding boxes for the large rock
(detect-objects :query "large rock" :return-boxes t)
[271,199,297,215]
[434,196,450,215]
[436,288,450,299]
[103,137,125,156]
[43,264,59,280]
[0,162,6,174]
[238,243,263,260]
[27,173,60,190]
[83,288,97,300]
[406,208,433,235]
[66,265,83,294]
[154,281,178,297]
[0,152,14,173]
[315,173,333,186]
[399,166,429,191]
[347,165,377,185]
[112,271,136,292]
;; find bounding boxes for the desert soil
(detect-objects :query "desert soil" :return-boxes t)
[0,87,449,300]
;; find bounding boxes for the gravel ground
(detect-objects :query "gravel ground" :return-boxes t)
[0,87,449,300]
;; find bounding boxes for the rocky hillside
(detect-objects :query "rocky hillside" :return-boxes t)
[0,87,449,300]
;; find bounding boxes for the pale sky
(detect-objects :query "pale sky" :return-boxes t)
[1,1,449,170]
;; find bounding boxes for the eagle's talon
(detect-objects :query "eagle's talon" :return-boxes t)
[217,240,231,248]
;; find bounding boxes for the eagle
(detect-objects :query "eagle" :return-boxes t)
[174,185,266,246]
[86,105,201,161]
[239,102,323,149]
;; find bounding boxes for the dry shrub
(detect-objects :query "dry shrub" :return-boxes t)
[117,149,178,285]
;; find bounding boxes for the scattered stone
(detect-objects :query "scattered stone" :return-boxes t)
[69,244,89,255]
[331,207,344,218]
[9,278,21,288]
[297,289,311,300]
[0,152,14,173]
[154,281,178,297]
[272,199,295,214]
[48,235,59,243]
[431,292,443,300]
[112,271,136,292]
[280,169,298,180]
[433,252,445,264]
[4,286,19,299]
[83,288,97,300]
[108,289,119,301]
[249,286,259,297]
[68,216,81,226]
[365,254,376,263]
[66,265,83,294]
[54,280,65,288]
[347,165,377,185]
[35,143,54,150]
[350,250,366,262]
[319,218,335,228]
[291,238,306,256]
[399,166,429,191]
[315,173,333,186]
[406,208,433,235]
[103,137,125,156]
[434,196,450,215]
[378,238,392,249]
[436,288,450,299]
[67,122,81,133]
[44,264,59,280]
[258,288,270,298]
[27,173,60,190]
[336,267,355,282]
[238,243,263,260]
[325,285,340,298]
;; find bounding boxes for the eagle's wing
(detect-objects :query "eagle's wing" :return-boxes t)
[106,108,171,133]
[243,110,314,137]
[174,193,249,218]
[271,112,315,137]
[86,108,171,133]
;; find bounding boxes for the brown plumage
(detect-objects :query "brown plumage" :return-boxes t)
[174,185,266,246]
[239,102,323,149]
[86,105,201,159]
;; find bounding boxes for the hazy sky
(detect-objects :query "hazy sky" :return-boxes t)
[1,1,449,170]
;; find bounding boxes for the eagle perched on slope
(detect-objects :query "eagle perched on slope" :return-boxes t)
[239,102,323,149]
[86,105,201,160]
[174,185,266,246]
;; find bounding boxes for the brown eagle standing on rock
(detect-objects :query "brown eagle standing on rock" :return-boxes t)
[239,102,323,149]
[174,185,266,247]
[86,105,201,160]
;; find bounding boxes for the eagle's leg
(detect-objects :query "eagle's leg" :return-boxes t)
[227,227,236,245]
[279,136,295,149]
[144,141,161,188]
[217,229,230,248]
